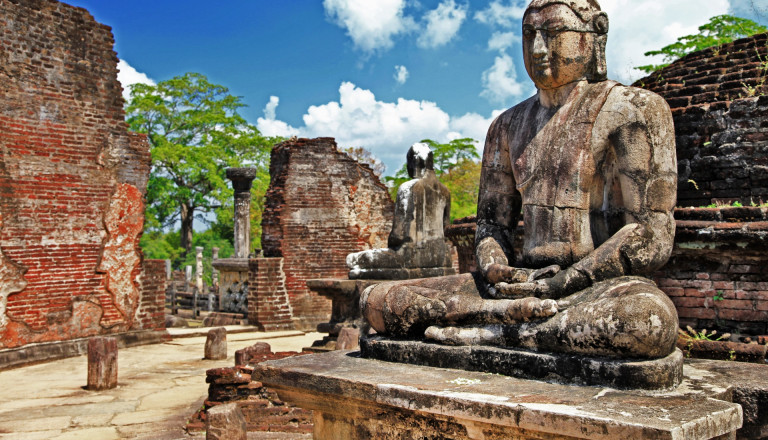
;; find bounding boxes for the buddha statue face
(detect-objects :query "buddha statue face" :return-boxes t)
[522,0,608,90]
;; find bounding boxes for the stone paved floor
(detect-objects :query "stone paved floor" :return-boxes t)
[0,329,320,440]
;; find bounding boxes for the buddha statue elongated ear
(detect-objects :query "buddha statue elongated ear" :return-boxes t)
[589,11,609,81]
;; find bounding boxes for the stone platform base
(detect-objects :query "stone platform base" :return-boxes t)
[254,350,744,440]
[361,336,683,390]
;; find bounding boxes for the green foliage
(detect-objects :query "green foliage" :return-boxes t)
[441,159,481,220]
[713,290,725,301]
[636,15,768,73]
[126,72,278,254]
[140,228,234,285]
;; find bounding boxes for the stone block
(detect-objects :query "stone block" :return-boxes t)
[234,342,272,366]
[87,337,118,390]
[206,403,246,440]
[336,328,360,350]
[205,328,227,360]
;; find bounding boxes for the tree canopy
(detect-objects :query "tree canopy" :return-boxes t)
[636,15,768,74]
[126,73,277,255]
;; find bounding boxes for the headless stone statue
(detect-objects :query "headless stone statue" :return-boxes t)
[361,0,679,361]
[347,143,454,280]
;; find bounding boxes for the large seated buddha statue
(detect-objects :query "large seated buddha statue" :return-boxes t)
[361,0,680,366]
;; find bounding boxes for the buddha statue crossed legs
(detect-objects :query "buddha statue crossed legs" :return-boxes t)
[361,0,679,360]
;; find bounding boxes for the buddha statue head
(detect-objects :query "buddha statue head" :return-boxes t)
[522,0,609,90]
[406,142,434,179]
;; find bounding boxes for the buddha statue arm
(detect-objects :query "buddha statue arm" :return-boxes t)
[388,182,415,249]
[475,115,526,285]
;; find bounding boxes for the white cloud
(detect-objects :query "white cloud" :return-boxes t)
[480,51,525,104]
[394,65,409,84]
[256,96,301,138]
[600,0,730,83]
[116,60,154,102]
[256,82,498,172]
[417,0,468,48]
[323,0,415,53]
[487,31,520,51]
[474,0,526,28]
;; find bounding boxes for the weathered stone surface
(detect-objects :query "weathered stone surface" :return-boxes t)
[87,337,117,390]
[0,0,160,351]
[205,328,227,360]
[336,328,360,351]
[226,167,258,259]
[165,315,189,328]
[206,403,247,440]
[347,143,455,280]
[361,336,683,390]
[359,0,680,376]
[255,351,743,440]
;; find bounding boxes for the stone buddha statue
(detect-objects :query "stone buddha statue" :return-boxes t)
[361,0,679,361]
[346,143,454,280]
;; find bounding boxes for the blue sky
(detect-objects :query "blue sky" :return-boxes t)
[63,0,765,174]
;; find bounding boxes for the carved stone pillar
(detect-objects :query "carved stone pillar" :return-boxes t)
[226,167,257,259]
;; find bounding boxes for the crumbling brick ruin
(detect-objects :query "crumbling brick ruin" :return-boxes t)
[261,138,393,330]
[637,32,768,207]
[0,0,165,355]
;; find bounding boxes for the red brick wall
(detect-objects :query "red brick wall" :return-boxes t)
[636,33,768,207]
[248,258,293,331]
[0,0,152,349]
[654,207,768,335]
[262,138,393,330]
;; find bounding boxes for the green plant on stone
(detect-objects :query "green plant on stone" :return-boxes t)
[679,325,731,342]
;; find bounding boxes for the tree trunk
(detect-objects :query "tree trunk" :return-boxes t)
[180,203,194,254]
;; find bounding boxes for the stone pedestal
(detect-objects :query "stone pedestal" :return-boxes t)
[212,258,249,316]
[87,337,118,390]
[205,327,227,360]
[254,350,746,440]
[306,279,380,350]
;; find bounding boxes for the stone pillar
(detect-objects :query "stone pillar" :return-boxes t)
[205,327,227,360]
[206,402,247,440]
[212,247,220,289]
[87,337,118,390]
[196,246,204,294]
[226,167,258,259]
[185,265,193,283]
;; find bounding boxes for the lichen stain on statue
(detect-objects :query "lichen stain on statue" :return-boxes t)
[346,142,455,280]
[361,0,680,367]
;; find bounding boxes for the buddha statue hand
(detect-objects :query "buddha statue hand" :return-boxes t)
[493,266,590,300]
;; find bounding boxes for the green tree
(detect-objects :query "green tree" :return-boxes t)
[126,73,275,254]
[637,15,768,73]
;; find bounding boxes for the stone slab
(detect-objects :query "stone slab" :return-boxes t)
[254,350,742,440]
[349,267,456,280]
[361,336,683,390]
